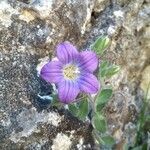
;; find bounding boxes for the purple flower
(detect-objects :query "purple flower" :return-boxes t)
[40,42,100,104]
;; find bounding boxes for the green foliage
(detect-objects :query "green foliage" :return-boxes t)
[68,97,89,121]
[90,36,118,148]
[77,98,89,120]
[145,115,150,122]
[133,84,150,149]
[100,61,120,78]
[101,135,115,146]
[131,146,142,150]
[123,143,129,150]
[124,83,150,149]
[91,36,110,55]
[93,131,115,147]
[50,94,62,107]
[68,103,78,116]
[96,89,112,112]
[40,36,120,148]
[67,36,119,148]
[92,113,107,133]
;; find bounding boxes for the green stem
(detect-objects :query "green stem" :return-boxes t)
[88,94,95,113]
[135,82,150,146]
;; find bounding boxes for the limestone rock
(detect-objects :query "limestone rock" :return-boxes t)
[1,0,150,149]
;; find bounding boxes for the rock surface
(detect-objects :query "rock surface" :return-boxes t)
[1,0,150,149]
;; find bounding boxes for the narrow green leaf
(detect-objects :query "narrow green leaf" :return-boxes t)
[92,130,105,145]
[96,89,112,112]
[123,143,129,150]
[92,113,107,133]
[105,65,120,78]
[77,98,89,120]
[101,135,115,146]
[100,61,109,69]
[100,61,120,78]
[100,61,109,77]
[142,144,148,150]
[145,116,150,122]
[68,104,78,117]
[91,36,110,55]
[68,97,89,120]
[131,146,142,150]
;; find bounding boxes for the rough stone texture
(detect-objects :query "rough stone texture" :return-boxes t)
[1,0,150,149]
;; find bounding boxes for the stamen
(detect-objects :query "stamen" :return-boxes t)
[63,64,80,80]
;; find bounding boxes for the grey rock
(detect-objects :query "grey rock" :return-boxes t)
[1,0,150,149]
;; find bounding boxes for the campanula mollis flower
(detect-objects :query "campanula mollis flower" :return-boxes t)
[40,42,100,103]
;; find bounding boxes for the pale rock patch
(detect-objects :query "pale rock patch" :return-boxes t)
[19,10,35,23]
[31,0,53,18]
[9,107,62,143]
[52,133,72,150]
[0,0,19,27]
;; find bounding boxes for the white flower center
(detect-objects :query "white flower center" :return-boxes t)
[63,64,80,80]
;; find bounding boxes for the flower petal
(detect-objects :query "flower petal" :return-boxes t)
[58,80,79,104]
[40,61,63,83]
[78,73,100,94]
[79,51,98,72]
[56,41,79,64]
